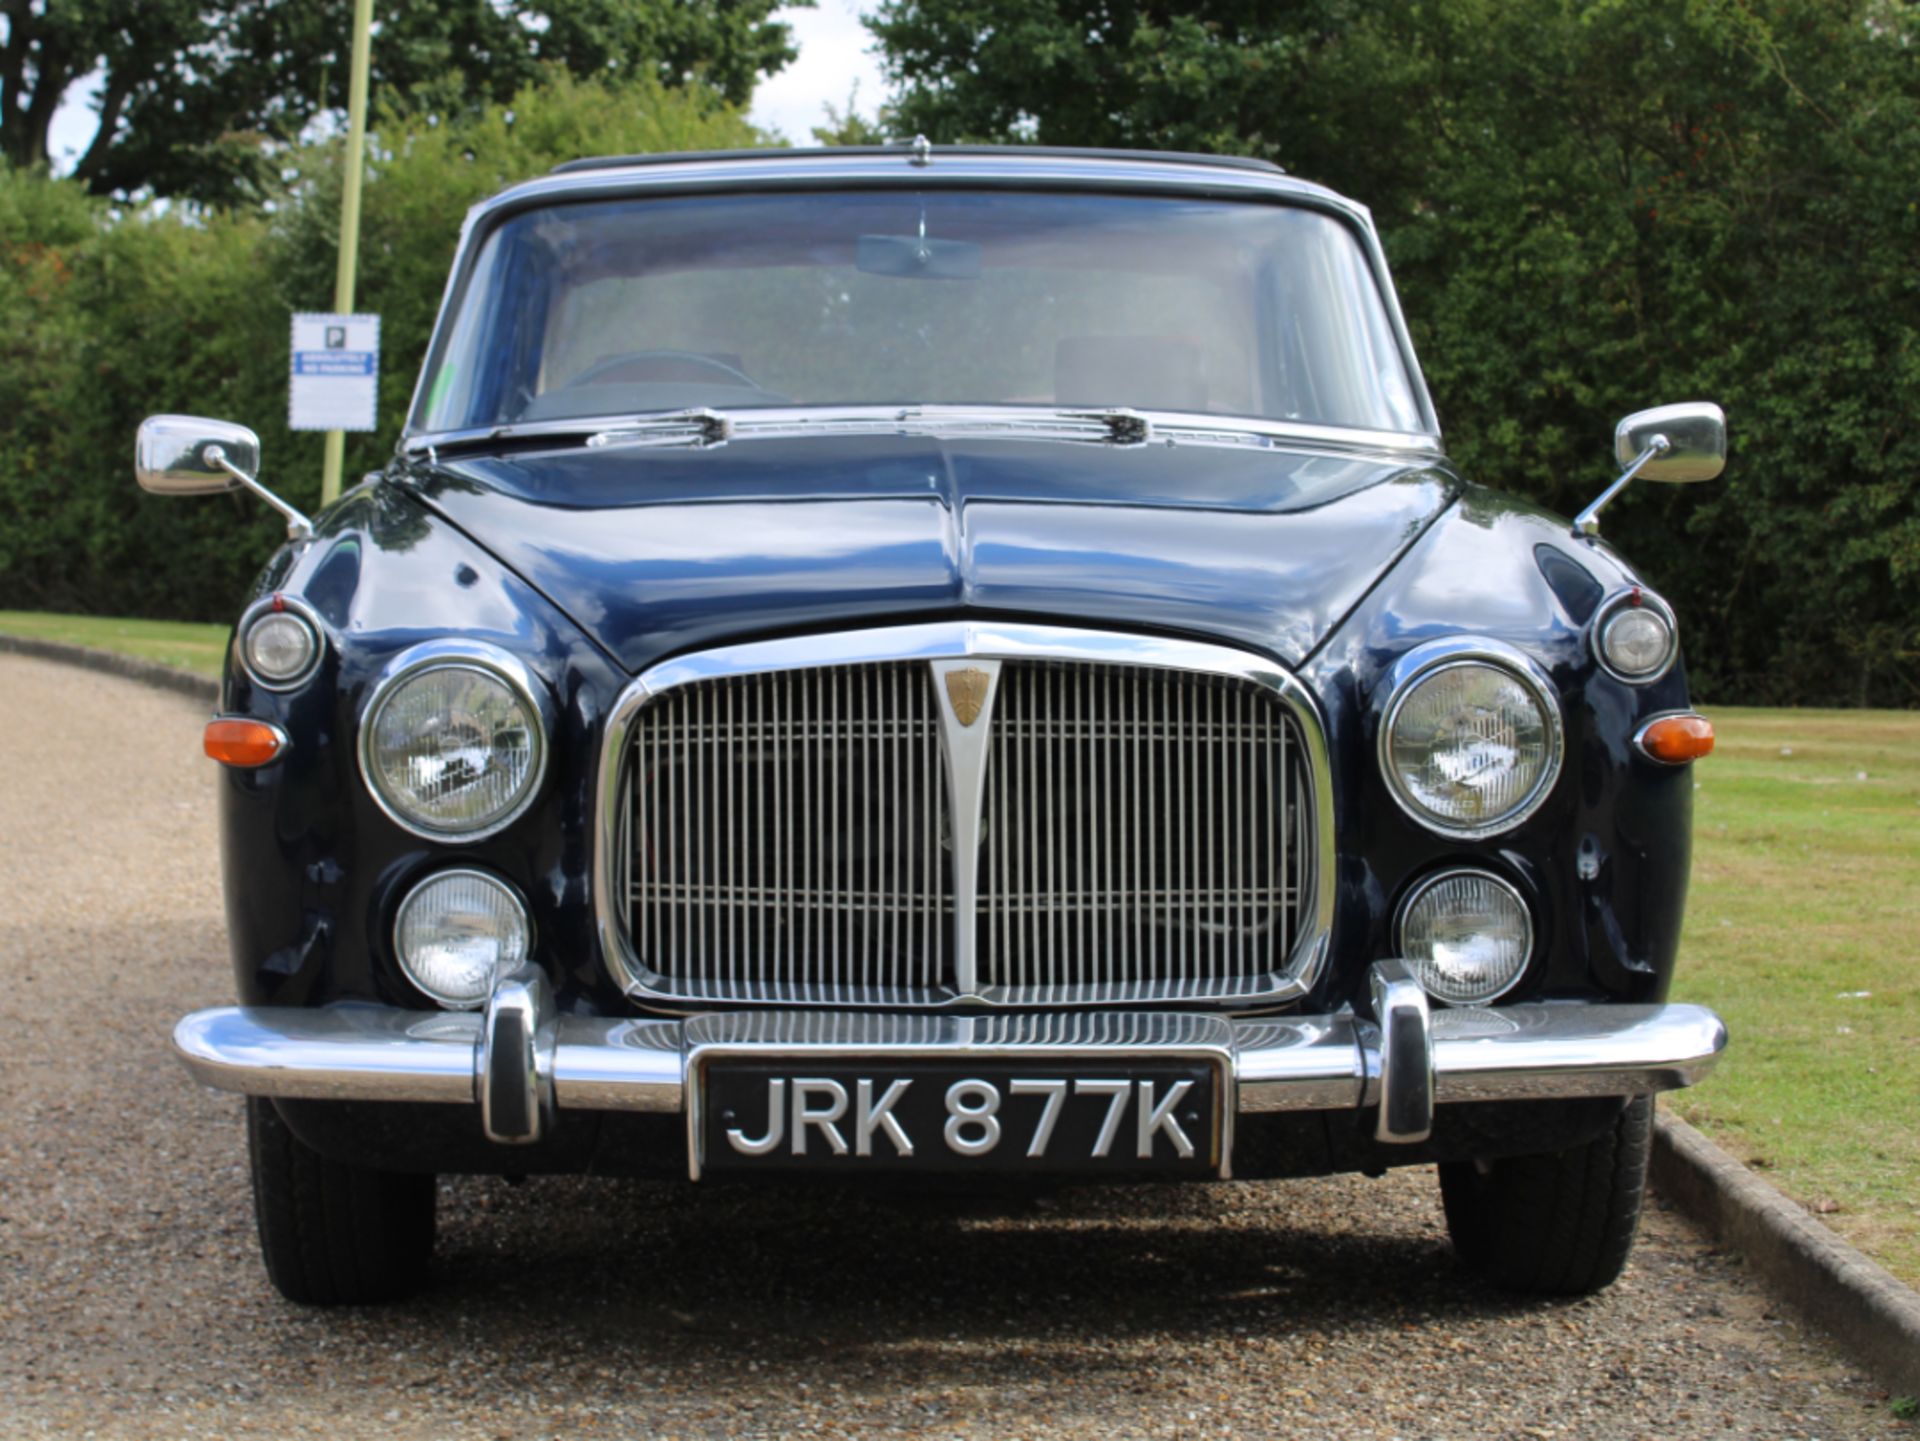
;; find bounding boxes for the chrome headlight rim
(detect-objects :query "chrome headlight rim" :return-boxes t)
[357,640,551,843]
[1393,865,1536,1007]
[1375,636,1565,840]
[391,865,533,1010]
[1591,587,1679,684]
[234,594,326,692]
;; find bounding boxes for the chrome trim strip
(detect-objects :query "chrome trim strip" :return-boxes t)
[1373,635,1567,841]
[1392,867,1536,1006]
[172,997,1728,1120]
[592,622,1337,1011]
[403,404,1444,463]
[1591,586,1680,685]
[1369,960,1434,1144]
[356,640,554,844]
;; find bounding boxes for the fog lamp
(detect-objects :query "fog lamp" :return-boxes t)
[393,869,530,1009]
[1396,869,1533,1005]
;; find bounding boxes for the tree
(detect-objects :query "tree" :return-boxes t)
[867,0,1920,704]
[0,0,801,202]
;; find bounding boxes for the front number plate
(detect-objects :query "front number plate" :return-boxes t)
[696,1060,1223,1176]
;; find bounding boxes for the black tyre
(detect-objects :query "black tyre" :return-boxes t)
[1438,1094,1653,1296]
[245,1097,436,1305]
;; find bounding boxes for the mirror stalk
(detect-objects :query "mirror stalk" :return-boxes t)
[207,445,313,541]
[1572,435,1670,538]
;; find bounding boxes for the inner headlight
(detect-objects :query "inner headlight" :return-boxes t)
[1396,869,1533,1005]
[1379,651,1562,837]
[361,657,545,838]
[394,868,530,1008]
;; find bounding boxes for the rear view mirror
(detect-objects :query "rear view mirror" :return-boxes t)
[1574,400,1727,537]
[856,234,982,280]
[1613,402,1726,483]
[135,414,311,539]
[135,414,259,495]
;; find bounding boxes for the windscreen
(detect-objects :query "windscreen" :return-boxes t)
[415,189,1426,436]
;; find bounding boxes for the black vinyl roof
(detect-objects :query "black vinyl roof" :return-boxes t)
[550,144,1285,177]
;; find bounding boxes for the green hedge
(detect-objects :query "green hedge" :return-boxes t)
[0,73,758,621]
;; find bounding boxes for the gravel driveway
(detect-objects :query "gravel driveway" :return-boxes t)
[0,652,1906,1439]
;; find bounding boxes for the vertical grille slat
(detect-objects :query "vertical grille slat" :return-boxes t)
[625,653,1310,1006]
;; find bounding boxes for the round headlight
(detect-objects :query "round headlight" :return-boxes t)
[241,609,319,687]
[1380,654,1562,837]
[362,658,544,838]
[394,868,530,1009]
[1396,869,1533,1005]
[1596,594,1677,681]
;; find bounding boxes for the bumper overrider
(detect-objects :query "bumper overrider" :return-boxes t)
[173,962,1725,1179]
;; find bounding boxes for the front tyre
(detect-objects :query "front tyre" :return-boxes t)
[1438,1094,1653,1296]
[245,1097,436,1304]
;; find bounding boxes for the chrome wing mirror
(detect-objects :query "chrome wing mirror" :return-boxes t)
[135,415,312,540]
[1572,401,1725,537]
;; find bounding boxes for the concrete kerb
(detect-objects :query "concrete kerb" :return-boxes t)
[1653,1111,1920,1397]
[0,633,218,706]
[5,631,1916,1398]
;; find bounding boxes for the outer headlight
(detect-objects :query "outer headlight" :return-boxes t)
[237,596,322,689]
[360,648,547,839]
[394,868,530,1008]
[1378,642,1563,838]
[1396,868,1533,1005]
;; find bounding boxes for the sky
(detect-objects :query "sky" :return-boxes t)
[44,1,889,172]
[749,0,889,144]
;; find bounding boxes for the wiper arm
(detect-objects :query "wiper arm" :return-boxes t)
[585,408,734,451]
[1057,408,1154,446]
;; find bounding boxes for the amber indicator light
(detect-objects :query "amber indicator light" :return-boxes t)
[1639,713,1714,764]
[204,718,286,768]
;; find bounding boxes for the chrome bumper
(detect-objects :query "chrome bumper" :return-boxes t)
[174,962,1726,1161]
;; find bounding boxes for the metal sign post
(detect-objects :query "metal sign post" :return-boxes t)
[319,0,376,506]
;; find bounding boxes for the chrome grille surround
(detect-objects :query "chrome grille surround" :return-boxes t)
[593,623,1335,1011]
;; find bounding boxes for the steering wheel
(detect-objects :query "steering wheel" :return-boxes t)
[562,349,764,390]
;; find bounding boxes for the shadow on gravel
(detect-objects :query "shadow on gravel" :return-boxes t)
[353,1172,1543,1381]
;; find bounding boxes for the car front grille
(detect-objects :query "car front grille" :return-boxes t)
[626,663,954,1004]
[609,628,1327,1009]
[976,662,1303,1002]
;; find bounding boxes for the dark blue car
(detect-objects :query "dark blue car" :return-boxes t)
[139,144,1727,1305]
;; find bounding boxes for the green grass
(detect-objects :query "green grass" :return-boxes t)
[1,611,1913,1280]
[1668,706,1920,1287]
[0,610,228,678]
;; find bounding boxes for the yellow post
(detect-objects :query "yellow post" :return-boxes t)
[320,0,376,507]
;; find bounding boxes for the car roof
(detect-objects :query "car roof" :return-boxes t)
[467,143,1364,237]
[550,143,1287,178]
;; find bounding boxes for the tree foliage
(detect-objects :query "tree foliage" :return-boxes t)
[871,0,1920,704]
[0,73,761,619]
[0,0,798,201]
